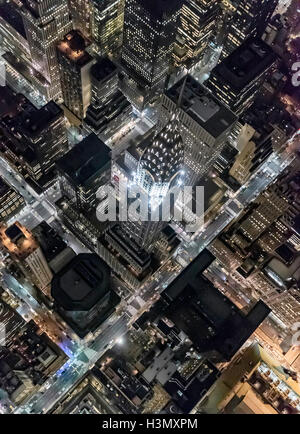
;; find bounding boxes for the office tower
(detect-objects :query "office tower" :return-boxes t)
[173,0,220,68]
[56,133,111,214]
[228,186,290,254]
[213,142,238,179]
[120,0,182,111]
[158,75,237,183]
[84,58,132,144]
[0,221,53,291]
[0,177,25,222]
[288,215,300,253]
[57,30,94,120]
[0,96,69,189]
[91,0,124,56]
[205,38,277,116]
[0,2,49,104]
[21,0,72,101]
[220,0,279,61]
[68,0,91,39]
[51,253,120,338]
[229,124,287,186]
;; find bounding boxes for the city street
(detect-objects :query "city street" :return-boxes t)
[0,125,294,413]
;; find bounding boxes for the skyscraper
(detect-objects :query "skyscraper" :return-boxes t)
[159,75,237,183]
[21,0,72,100]
[68,0,91,39]
[51,253,120,338]
[57,30,94,120]
[120,0,182,110]
[0,97,69,189]
[0,221,53,291]
[173,0,220,68]
[0,2,30,62]
[220,0,279,61]
[56,133,111,214]
[91,0,124,56]
[205,38,277,115]
[122,114,185,249]
[84,58,132,143]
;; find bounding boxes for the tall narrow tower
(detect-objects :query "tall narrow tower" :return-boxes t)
[123,114,185,249]
[21,0,72,100]
[173,0,220,68]
[120,0,182,111]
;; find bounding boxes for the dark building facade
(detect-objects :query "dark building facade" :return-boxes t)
[0,177,25,222]
[138,249,271,362]
[205,38,277,115]
[84,58,132,142]
[56,133,111,214]
[0,92,68,189]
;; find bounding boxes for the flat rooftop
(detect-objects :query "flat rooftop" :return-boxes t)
[0,222,38,259]
[51,253,111,311]
[139,0,183,18]
[211,38,277,91]
[56,133,111,186]
[57,30,92,67]
[166,75,237,138]
[20,101,63,136]
[91,58,117,82]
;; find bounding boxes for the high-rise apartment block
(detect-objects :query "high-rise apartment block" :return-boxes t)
[56,133,111,214]
[0,92,68,189]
